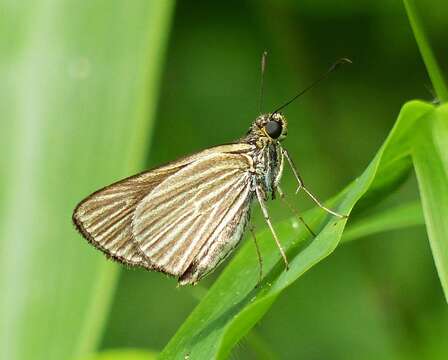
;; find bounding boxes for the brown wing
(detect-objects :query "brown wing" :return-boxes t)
[178,183,252,285]
[72,143,254,268]
[132,152,253,279]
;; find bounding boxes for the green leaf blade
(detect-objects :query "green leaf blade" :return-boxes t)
[0,2,174,360]
[80,349,158,360]
[341,201,424,243]
[412,103,448,301]
[160,101,436,359]
[404,0,448,102]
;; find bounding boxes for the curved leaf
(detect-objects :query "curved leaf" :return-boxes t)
[160,101,447,359]
[341,201,424,243]
[413,104,448,299]
[81,349,157,360]
[0,2,174,360]
[404,0,448,102]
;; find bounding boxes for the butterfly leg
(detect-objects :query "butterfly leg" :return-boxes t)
[249,224,263,285]
[276,186,316,237]
[282,148,347,219]
[255,185,289,270]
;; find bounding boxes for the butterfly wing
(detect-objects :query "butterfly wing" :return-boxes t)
[72,144,254,270]
[177,183,253,285]
[132,151,254,282]
[72,165,181,267]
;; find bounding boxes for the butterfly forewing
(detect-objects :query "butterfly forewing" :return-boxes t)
[72,143,255,280]
[132,152,253,278]
[72,166,182,267]
[178,179,252,285]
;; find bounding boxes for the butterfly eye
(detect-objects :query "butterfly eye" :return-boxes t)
[265,120,282,139]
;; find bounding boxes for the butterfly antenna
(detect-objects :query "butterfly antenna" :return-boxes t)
[271,57,352,115]
[258,50,268,114]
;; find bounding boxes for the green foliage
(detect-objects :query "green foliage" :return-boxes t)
[81,349,157,360]
[158,3,448,357]
[341,201,424,243]
[0,1,173,360]
[1,1,447,360]
[160,101,448,359]
[404,0,448,102]
[413,105,448,297]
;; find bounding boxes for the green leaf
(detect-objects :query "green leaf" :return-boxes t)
[404,0,448,102]
[341,201,424,243]
[160,100,444,359]
[80,349,157,360]
[0,2,174,360]
[412,104,448,300]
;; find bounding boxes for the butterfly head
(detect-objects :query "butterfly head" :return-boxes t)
[249,113,288,142]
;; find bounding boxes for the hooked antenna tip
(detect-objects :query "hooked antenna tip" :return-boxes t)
[330,57,353,72]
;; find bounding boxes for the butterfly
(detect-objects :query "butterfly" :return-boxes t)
[72,57,350,285]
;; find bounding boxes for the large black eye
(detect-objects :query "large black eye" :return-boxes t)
[265,120,282,139]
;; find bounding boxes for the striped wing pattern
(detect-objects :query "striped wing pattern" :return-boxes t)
[179,180,252,285]
[72,167,181,267]
[132,152,253,278]
[73,144,255,283]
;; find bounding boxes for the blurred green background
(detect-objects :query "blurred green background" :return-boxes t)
[1,1,447,359]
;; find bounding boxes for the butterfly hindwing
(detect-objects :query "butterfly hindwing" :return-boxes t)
[72,143,255,274]
[132,152,254,280]
[72,166,181,267]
